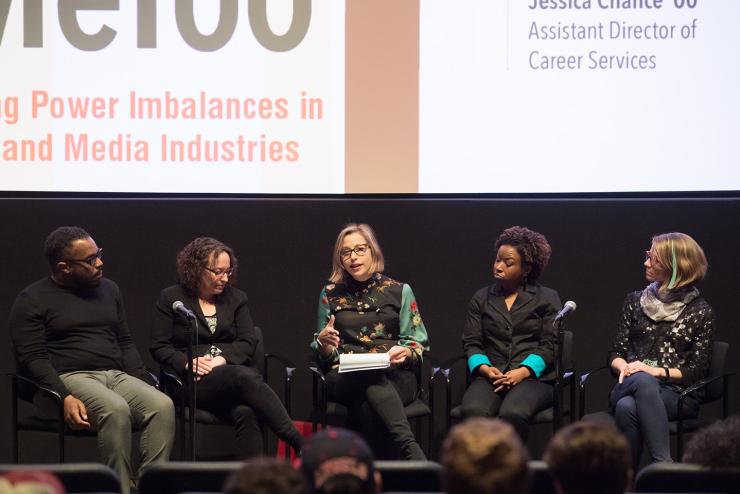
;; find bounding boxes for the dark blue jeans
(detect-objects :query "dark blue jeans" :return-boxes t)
[609,372,698,468]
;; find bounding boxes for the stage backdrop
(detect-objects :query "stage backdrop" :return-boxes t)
[0,194,738,461]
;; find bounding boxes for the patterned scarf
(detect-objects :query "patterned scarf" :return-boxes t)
[640,281,699,322]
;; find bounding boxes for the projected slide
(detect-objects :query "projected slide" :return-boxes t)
[419,0,740,192]
[0,1,344,193]
[2,1,738,194]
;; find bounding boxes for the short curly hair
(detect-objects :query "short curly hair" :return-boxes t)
[44,226,91,269]
[494,226,552,282]
[442,418,529,494]
[683,415,740,468]
[176,237,238,297]
[544,422,632,494]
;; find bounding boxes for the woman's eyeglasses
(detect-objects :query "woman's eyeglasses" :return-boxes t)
[205,267,234,278]
[340,244,370,259]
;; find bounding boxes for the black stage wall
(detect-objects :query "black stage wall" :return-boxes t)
[1,195,738,462]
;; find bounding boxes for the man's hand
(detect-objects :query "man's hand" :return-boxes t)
[63,395,90,430]
[387,345,413,365]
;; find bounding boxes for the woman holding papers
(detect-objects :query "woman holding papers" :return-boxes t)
[311,223,429,459]
[460,226,561,441]
[151,237,304,458]
[608,232,714,469]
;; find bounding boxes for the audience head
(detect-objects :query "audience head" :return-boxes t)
[441,418,529,494]
[329,223,385,284]
[544,421,632,494]
[646,232,707,291]
[493,226,551,287]
[176,237,238,298]
[683,415,740,468]
[299,428,380,494]
[44,226,103,288]
[223,457,308,494]
[0,471,66,494]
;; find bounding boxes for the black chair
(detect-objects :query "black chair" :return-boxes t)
[159,326,296,460]
[374,460,443,492]
[10,370,157,463]
[634,462,740,493]
[0,462,120,494]
[138,461,241,494]
[309,356,434,457]
[579,340,731,459]
[438,330,576,434]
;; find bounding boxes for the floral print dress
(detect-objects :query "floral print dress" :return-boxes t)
[311,273,429,367]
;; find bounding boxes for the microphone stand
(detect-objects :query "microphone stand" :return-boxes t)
[184,316,198,461]
[553,318,565,431]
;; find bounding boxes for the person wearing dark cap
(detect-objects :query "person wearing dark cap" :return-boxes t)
[299,428,382,494]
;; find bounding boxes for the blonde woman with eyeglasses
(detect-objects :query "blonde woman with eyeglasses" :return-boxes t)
[608,232,715,469]
[311,223,429,459]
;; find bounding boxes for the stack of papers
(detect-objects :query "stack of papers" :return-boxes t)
[338,353,390,373]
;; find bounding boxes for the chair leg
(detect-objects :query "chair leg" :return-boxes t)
[11,379,19,464]
[58,429,65,462]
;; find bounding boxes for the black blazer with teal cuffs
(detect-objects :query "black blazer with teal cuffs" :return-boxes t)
[462,282,561,381]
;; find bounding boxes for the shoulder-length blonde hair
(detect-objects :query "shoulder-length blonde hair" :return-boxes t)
[329,223,385,283]
[650,232,708,291]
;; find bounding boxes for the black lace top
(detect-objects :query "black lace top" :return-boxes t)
[608,290,715,389]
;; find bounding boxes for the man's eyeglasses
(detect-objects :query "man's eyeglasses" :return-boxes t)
[65,248,103,267]
[340,244,370,259]
[205,267,234,278]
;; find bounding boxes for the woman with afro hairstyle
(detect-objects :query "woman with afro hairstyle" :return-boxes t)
[460,226,562,440]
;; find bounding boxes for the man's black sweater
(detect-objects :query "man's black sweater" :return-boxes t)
[10,277,150,398]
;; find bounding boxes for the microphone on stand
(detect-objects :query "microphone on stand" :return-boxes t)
[554,300,577,324]
[172,300,196,319]
[172,300,198,460]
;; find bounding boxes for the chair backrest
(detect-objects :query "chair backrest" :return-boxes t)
[139,461,242,494]
[252,325,265,375]
[0,463,120,493]
[634,462,740,493]
[561,330,574,371]
[374,460,443,492]
[704,340,729,402]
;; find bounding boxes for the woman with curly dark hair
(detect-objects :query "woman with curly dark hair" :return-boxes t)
[150,237,303,458]
[459,226,562,440]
